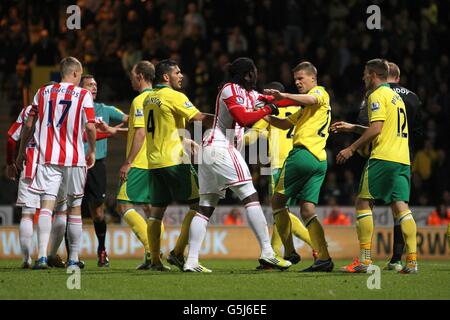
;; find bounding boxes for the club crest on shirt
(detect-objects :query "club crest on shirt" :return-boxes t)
[371,102,380,112]
[184,101,194,109]
[236,96,244,105]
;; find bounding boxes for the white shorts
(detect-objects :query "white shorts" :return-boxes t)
[17,170,39,209]
[17,169,67,211]
[29,164,86,206]
[199,145,255,199]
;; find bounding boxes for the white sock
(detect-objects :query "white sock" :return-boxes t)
[19,216,34,263]
[245,202,274,257]
[37,209,52,259]
[49,212,67,257]
[186,214,209,267]
[67,215,82,262]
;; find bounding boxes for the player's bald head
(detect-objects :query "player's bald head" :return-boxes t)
[60,57,82,78]
[133,60,155,83]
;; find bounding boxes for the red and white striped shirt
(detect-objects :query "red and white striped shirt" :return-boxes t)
[7,105,38,179]
[203,83,268,150]
[31,82,95,167]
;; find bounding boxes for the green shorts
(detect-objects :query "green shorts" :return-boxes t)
[274,147,327,205]
[358,158,410,204]
[271,168,297,207]
[149,164,199,207]
[117,168,151,204]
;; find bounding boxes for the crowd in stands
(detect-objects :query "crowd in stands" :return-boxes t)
[1,0,449,208]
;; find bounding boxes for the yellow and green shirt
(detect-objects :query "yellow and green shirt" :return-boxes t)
[367,84,410,165]
[143,85,200,169]
[287,86,331,161]
[126,88,152,169]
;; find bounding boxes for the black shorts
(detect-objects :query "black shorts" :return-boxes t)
[83,159,107,206]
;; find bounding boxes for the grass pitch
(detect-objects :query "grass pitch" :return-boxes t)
[0,259,449,300]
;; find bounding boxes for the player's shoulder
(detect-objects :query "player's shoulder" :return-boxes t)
[220,82,241,97]
[166,87,188,100]
[308,85,327,97]
[308,86,330,104]
[369,84,391,99]
[132,90,149,105]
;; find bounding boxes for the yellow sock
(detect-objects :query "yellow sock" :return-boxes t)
[173,210,196,257]
[398,210,417,261]
[289,212,313,249]
[147,217,162,265]
[447,223,450,249]
[305,215,330,260]
[356,209,373,262]
[270,223,283,256]
[123,209,149,252]
[160,221,165,247]
[274,208,294,255]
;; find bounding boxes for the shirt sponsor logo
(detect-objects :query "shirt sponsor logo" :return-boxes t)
[371,102,380,112]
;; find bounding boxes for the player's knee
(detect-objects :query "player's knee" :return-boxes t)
[67,195,83,208]
[271,192,287,210]
[22,206,36,215]
[188,200,200,212]
[230,183,257,202]
[149,207,166,220]
[117,203,130,215]
[92,210,105,222]
[55,200,68,213]
[355,198,372,211]
[299,201,315,219]
[199,206,215,218]
[391,201,409,216]
[199,194,220,208]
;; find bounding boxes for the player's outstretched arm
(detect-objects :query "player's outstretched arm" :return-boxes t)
[264,89,318,106]
[329,121,367,135]
[336,121,383,164]
[264,115,294,130]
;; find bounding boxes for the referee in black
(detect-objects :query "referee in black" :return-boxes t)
[357,61,422,270]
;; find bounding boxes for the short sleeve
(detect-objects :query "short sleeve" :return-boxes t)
[221,83,246,111]
[131,97,145,128]
[168,92,200,121]
[367,92,386,122]
[308,88,326,106]
[30,88,43,116]
[106,105,126,123]
[82,91,95,123]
